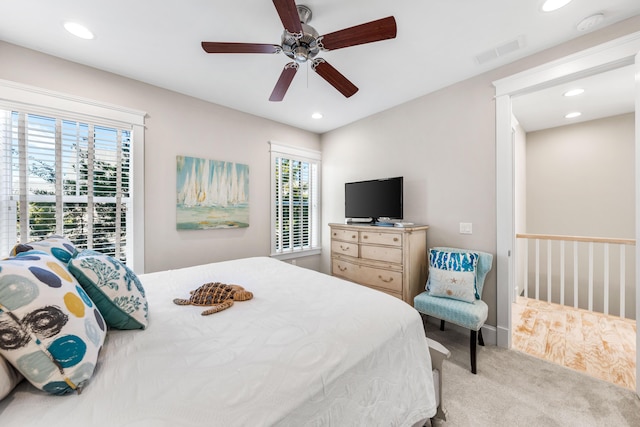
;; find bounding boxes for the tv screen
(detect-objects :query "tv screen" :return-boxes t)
[345,177,403,222]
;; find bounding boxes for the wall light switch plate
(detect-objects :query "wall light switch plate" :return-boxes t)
[459,222,473,234]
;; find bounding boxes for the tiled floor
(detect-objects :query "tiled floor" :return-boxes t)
[511,296,637,390]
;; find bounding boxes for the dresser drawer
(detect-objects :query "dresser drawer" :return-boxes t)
[332,258,360,282]
[358,265,403,293]
[360,245,402,264]
[333,259,402,293]
[360,231,402,246]
[331,240,358,258]
[331,228,359,243]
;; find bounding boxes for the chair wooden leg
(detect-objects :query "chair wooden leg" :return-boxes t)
[470,330,477,374]
[419,313,428,335]
[478,328,485,346]
[440,319,445,331]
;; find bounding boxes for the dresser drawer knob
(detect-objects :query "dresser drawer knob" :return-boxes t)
[363,235,368,239]
[378,275,393,283]
[393,237,398,242]
[333,232,337,236]
[340,245,350,251]
[338,265,347,272]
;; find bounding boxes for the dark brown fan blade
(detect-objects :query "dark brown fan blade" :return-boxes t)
[201,42,280,54]
[273,0,303,34]
[320,16,397,51]
[269,62,299,102]
[311,59,358,98]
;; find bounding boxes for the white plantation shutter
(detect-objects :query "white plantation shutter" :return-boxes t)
[0,80,145,272]
[270,142,321,258]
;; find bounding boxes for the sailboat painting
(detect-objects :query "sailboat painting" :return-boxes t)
[176,155,249,229]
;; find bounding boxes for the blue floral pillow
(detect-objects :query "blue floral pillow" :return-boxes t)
[68,251,148,330]
[10,235,77,264]
[0,251,106,395]
[427,249,479,299]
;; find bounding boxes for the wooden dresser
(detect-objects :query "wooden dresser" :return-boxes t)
[329,223,429,304]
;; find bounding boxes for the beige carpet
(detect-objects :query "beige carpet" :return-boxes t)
[425,324,640,427]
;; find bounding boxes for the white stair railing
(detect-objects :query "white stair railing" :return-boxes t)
[516,233,636,320]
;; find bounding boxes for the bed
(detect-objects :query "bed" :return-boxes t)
[0,256,443,426]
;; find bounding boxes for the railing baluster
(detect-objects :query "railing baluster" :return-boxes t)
[535,239,540,301]
[603,243,609,315]
[560,240,565,306]
[547,240,552,303]
[573,241,578,309]
[523,238,528,298]
[620,244,625,318]
[588,242,594,312]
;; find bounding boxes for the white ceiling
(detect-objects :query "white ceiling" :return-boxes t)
[512,65,636,132]
[1,0,639,134]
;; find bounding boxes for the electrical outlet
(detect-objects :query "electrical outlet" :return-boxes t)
[459,222,473,234]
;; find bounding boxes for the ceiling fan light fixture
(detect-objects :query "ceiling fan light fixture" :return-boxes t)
[541,0,573,12]
[282,22,320,63]
[63,21,94,40]
[565,111,582,119]
[311,112,323,119]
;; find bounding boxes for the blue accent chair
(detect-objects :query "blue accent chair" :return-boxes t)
[414,247,493,374]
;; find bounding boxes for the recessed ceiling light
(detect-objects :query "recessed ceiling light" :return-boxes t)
[565,112,582,119]
[64,22,94,40]
[311,112,323,119]
[563,88,584,97]
[541,0,573,12]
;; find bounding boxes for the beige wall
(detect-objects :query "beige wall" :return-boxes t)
[527,113,634,238]
[320,16,640,328]
[0,41,321,273]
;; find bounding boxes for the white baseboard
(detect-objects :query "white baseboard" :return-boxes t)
[424,316,497,346]
[497,325,510,348]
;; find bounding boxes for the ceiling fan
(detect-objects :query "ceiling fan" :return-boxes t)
[201,0,397,101]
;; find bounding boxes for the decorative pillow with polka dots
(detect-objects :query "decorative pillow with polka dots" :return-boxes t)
[10,235,77,264]
[68,250,148,330]
[0,251,106,395]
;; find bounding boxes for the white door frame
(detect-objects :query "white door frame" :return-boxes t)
[493,31,640,397]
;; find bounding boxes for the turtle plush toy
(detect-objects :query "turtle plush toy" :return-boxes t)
[173,282,253,315]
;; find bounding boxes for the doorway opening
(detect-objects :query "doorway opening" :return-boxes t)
[494,31,640,396]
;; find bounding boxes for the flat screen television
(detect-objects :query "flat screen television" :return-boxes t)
[345,176,403,223]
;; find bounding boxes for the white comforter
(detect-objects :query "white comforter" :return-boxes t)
[0,257,436,426]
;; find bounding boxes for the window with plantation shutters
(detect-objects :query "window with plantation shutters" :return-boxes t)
[0,80,145,272]
[270,142,321,258]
